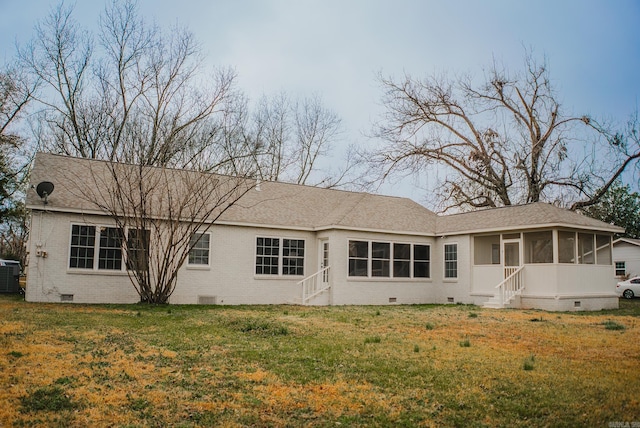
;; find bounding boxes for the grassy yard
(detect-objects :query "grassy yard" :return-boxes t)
[1,295,639,427]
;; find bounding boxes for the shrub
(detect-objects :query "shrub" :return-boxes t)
[459,338,471,347]
[468,312,478,318]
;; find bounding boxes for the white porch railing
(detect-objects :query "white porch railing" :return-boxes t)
[297,266,331,305]
[495,265,525,307]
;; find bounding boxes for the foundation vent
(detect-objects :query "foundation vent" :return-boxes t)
[388,297,397,303]
[574,301,581,308]
[197,295,217,305]
[447,297,455,303]
[60,294,74,302]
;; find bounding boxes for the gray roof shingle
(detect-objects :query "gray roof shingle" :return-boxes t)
[27,152,623,235]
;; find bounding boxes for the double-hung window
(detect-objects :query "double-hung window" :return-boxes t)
[393,243,411,278]
[70,225,96,269]
[256,237,304,276]
[413,245,430,278]
[371,242,391,277]
[615,261,626,276]
[348,241,369,277]
[444,243,458,279]
[189,233,210,266]
[98,227,124,270]
[127,229,150,272]
[282,239,304,275]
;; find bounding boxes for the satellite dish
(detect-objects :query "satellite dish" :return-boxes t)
[36,181,55,204]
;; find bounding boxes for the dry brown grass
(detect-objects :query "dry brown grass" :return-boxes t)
[0,295,639,426]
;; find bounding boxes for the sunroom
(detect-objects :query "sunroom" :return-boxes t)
[471,229,617,311]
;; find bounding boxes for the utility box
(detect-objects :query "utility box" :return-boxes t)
[0,261,21,293]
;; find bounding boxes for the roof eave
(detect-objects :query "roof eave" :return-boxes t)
[437,222,624,236]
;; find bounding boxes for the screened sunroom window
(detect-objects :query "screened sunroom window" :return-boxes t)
[474,235,500,265]
[524,231,553,264]
[578,233,595,264]
[596,235,612,265]
[558,231,576,264]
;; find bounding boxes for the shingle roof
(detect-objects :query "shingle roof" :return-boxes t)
[436,202,624,234]
[27,153,623,235]
[26,152,438,234]
[613,237,640,247]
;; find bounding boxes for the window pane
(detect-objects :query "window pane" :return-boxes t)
[372,259,390,277]
[371,242,390,277]
[283,239,304,275]
[444,244,457,278]
[414,245,430,278]
[615,261,626,276]
[558,231,575,264]
[69,225,95,269]
[414,245,430,261]
[524,231,553,264]
[189,233,210,265]
[372,242,390,259]
[256,237,279,275]
[596,235,612,265]
[578,233,594,264]
[394,243,410,260]
[348,241,368,277]
[98,227,123,270]
[414,261,429,278]
[349,259,368,277]
[394,260,410,277]
[127,229,150,272]
[349,241,368,258]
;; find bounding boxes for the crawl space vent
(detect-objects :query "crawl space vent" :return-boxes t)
[447,297,455,303]
[60,294,74,302]
[388,297,397,303]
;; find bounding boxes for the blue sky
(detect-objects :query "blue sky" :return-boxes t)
[1,0,639,200]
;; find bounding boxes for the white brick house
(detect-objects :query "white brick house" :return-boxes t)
[25,153,623,311]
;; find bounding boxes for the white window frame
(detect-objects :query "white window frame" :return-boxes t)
[255,236,305,277]
[615,261,626,276]
[188,232,211,267]
[68,223,149,273]
[444,243,458,279]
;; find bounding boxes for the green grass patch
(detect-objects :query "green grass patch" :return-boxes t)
[20,386,78,413]
[602,320,626,330]
[523,354,536,371]
[364,335,382,344]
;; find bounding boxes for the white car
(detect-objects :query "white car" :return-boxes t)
[616,277,640,299]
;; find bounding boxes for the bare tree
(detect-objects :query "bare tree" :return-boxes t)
[370,54,639,212]
[242,92,350,187]
[20,1,254,303]
[60,156,253,304]
[20,0,237,170]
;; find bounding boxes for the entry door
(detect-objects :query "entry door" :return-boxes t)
[503,241,520,278]
[319,240,329,283]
